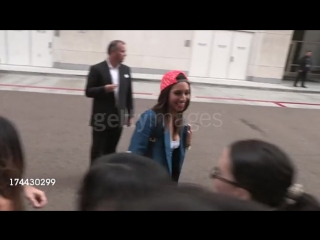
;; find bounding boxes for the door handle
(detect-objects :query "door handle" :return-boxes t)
[230,56,234,62]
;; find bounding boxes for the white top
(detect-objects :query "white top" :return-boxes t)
[170,140,180,150]
[106,59,119,105]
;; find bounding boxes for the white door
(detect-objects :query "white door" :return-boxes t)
[0,31,6,64]
[208,31,233,79]
[189,31,213,77]
[31,30,53,67]
[227,31,253,80]
[7,30,30,65]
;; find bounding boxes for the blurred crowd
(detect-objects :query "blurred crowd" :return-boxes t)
[0,115,320,211]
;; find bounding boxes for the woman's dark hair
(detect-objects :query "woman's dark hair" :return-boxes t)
[152,73,190,135]
[0,116,25,210]
[114,184,271,211]
[229,139,320,211]
[78,152,174,211]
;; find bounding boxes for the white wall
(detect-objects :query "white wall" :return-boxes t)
[53,30,105,65]
[0,31,6,64]
[0,30,291,83]
[0,30,295,84]
[53,30,193,71]
[7,31,31,66]
[246,30,293,81]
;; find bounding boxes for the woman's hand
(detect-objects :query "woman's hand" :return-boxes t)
[24,185,47,208]
[186,124,192,148]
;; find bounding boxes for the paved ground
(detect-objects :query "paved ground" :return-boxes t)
[2,66,320,94]
[1,90,320,210]
[2,73,320,110]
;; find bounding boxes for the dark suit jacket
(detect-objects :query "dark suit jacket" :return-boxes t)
[85,61,134,130]
[298,56,312,72]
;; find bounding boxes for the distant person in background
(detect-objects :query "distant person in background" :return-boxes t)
[85,40,134,165]
[294,50,312,88]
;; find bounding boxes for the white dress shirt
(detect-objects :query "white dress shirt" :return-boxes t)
[106,59,120,105]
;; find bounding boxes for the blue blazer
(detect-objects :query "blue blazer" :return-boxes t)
[128,109,188,176]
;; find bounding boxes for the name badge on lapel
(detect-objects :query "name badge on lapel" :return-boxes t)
[124,74,130,78]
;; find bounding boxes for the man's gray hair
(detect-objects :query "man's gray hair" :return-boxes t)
[107,40,125,55]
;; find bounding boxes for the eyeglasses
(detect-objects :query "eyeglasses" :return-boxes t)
[209,167,241,188]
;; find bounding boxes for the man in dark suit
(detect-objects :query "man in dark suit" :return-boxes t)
[294,50,312,88]
[85,40,134,164]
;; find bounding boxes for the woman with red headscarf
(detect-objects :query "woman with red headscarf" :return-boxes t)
[128,70,192,182]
